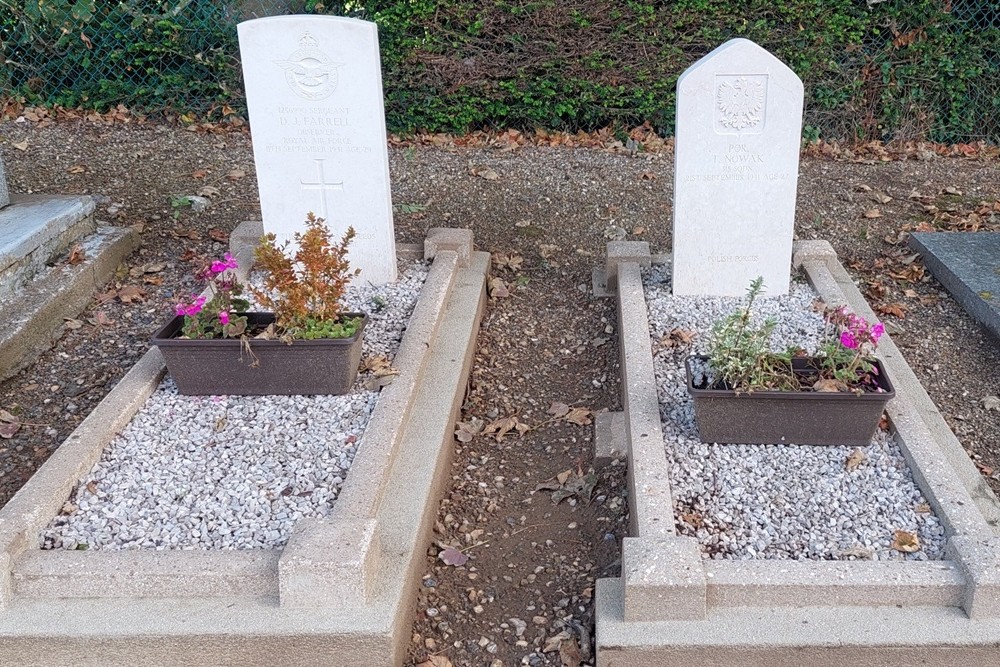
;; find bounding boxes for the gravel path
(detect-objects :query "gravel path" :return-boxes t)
[41,261,428,551]
[644,264,946,561]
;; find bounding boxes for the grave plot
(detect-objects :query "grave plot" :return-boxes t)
[594,242,1000,666]
[0,227,488,665]
[594,36,1000,666]
[0,13,489,665]
[39,260,430,553]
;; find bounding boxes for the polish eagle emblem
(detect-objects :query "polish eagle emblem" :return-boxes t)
[716,77,765,131]
[274,32,343,101]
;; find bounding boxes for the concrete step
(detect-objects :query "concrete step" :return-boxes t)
[0,195,96,302]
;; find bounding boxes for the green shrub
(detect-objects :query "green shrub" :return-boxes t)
[2,0,998,141]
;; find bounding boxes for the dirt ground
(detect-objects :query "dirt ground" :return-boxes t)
[1,116,999,666]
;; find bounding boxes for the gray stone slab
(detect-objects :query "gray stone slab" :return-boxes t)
[0,225,138,383]
[0,195,96,299]
[910,231,1000,343]
[0,155,9,208]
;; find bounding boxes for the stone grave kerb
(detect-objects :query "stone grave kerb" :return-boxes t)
[671,38,804,297]
[238,15,398,284]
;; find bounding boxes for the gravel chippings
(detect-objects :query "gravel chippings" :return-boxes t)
[644,264,946,561]
[40,261,428,551]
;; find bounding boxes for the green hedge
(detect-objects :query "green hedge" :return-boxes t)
[2,0,998,142]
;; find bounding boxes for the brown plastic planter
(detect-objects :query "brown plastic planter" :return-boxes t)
[151,312,366,396]
[685,355,895,446]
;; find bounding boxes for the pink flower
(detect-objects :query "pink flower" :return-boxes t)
[840,330,858,349]
[209,253,239,275]
[176,295,207,317]
[219,311,230,325]
[870,322,885,342]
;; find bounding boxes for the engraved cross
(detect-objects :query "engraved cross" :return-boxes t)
[299,158,343,219]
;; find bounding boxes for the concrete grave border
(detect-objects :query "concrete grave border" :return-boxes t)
[594,240,1000,665]
[0,223,488,666]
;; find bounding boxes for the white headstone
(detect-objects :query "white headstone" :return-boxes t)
[238,16,397,284]
[0,155,9,208]
[671,38,803,297]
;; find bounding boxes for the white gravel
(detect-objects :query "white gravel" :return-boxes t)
[644,264,946,561]
[41,260,428,551]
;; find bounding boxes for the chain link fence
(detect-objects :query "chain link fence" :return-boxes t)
[1,1,997,143]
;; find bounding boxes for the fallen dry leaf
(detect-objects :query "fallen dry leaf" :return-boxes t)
[656,328,695,352]
[863,208,882,219]
[489,277,510,298]
[191,168,208,179]
[13,139,29,151]
[639,171,657,181]
[227,168,246,180]
[0,408,20,439]
[891,530,921,553]
[563,407,592,426]
[839,546,874,560]
[982,396,1000,411]
[876,302,907,319]
[538,243,560,259]
[814,378,849,393]
[873,193,893,204]
[117,285,146,303]
[87,311,114,327]
[974,460,995,476]
[171,228,201,240]
[492,253,524,271]
[548,402,570,419]
[94,290,118,305]
[483,415,531,441]
[67,244,86,265]
[470,165,500,181]
[559,636,583,667]
[63,318,84,330]
[198,185,221,198]
[66,164,86,174]
[416,656,453,667]
[208,228,229,243]
[942,186,963,196]
[845,447,867,471]
[438,546,469,566]
[361,355,398,378]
